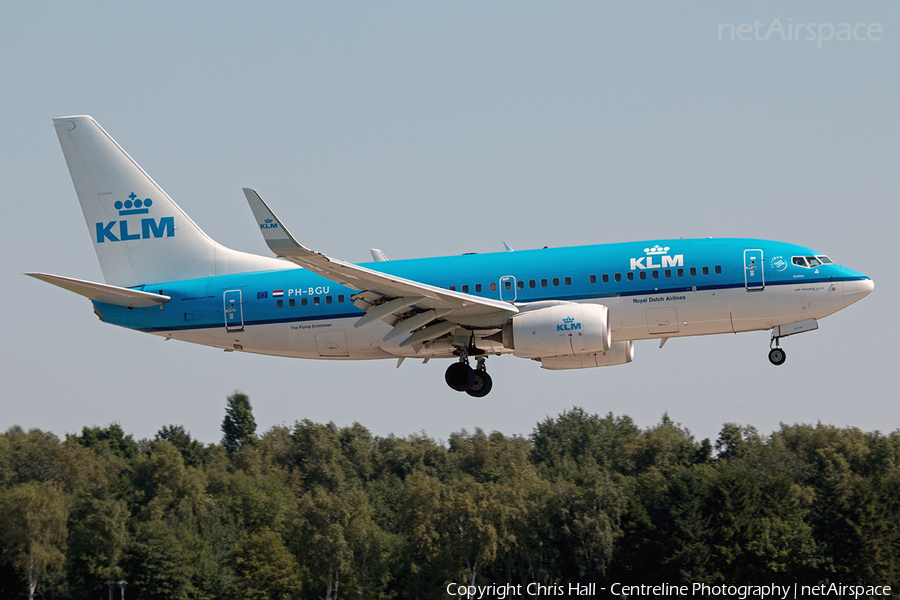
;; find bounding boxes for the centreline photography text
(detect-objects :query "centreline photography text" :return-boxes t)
[444,581,893,599]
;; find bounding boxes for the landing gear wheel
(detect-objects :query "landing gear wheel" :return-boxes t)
[768,347,786,366]
[466,371,493,398]
[445,362,475,391]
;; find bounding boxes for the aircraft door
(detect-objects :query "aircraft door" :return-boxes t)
[224,290,244,331]
[499,275,517,302]
[744,250,765,291]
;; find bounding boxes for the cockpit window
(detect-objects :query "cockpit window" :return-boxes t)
[792,255,834,268]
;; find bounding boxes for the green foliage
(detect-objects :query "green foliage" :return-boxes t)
[156,425,214,468]
[0,481,68,600]
[4,405,900,597]
[66,496,129,600]
[229,531,302,600]
[73,423,139,462]
[221,392,256,454]
[531,408,641,475]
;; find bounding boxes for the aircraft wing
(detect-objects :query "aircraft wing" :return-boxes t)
[243,189,517,333]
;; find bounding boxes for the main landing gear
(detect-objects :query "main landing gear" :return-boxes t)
[445,354,493,397]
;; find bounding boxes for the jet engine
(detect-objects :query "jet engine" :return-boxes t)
[504,303,611,358]
[539,341,634,370]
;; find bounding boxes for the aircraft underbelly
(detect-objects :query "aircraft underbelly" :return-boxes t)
[608,285,799,341]
[288,318,393,360]
[728,284,793,332]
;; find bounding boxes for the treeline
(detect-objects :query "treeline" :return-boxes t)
[1,395,899,599]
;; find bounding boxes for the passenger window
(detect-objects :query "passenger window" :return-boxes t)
[626,272,634,281]
[564,276,572,286]
[504,281,512,290]
[639,271,647,280]
[589,275,596,284]
[702,267,709,276]
[541,279,548,287]
[326,295,333,304]
[313,296,320,306]
[517,280,524,290]
[462,284,469,293]
[529,279,536,288]
[449,285,456,291]
[664,269,671,278]
[337,294,344,303]
[475,283,482,293]
[652,270,659,279]
[614,273,621,282]
[552,278,559,286]
[490,282,497,292]
[677,268,684,277]
[601,274,609,283]
[715,265,722,275]
[690,267,697,276]
[276,299,283,308]
[301,297,308,307]
[289,298,295,308]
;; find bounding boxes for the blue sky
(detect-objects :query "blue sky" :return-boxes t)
[2,1,897,445]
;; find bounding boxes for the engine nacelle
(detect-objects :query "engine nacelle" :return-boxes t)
[539,341,634,370]
[508,303,611,358]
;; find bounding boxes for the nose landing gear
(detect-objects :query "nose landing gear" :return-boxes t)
[768,345,786,366]
[444,352,493,397]
[767,318,819,366]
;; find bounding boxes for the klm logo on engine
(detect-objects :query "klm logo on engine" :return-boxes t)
[95,193,174,243]
[557,316,581,332]
[630,245,683,270]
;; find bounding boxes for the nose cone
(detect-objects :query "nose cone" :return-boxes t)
[843,277,874,308]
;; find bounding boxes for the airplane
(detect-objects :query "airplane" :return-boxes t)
[29,116,874,397]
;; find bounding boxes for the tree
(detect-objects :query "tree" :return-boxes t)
[531,409,640,475]
[221,393,257,454]
[0,482,68,600]
[293,488,354,600]
[229,531,302,600]
[127,518,210,600]
[156,425,213,468]
[66,496,129,600]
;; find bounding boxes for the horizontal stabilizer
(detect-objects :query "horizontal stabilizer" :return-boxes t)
[26,273,171,308]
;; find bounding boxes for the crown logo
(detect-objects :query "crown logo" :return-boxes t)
[264,218,273,223]
[115,192,152,216]
[563,317,574,323]
[644,245,669,255]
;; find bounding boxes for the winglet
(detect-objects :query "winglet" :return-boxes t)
[242,188,308,257]
[503,241,514,252]
[370,249,389,262]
